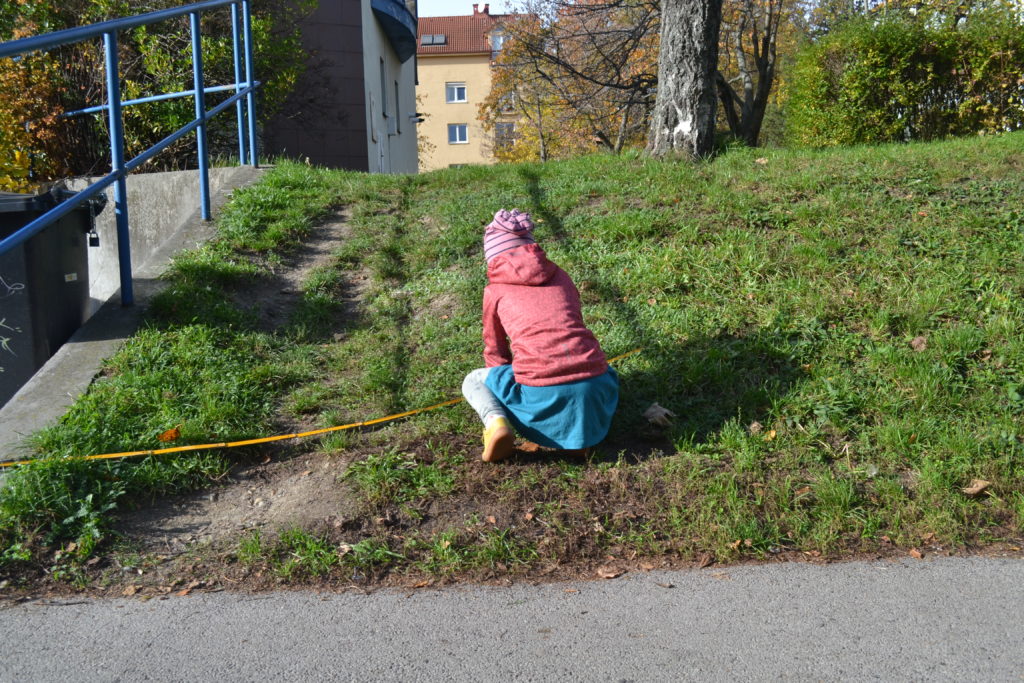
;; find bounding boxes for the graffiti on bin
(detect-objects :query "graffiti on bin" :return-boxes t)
[2,274,25,298]
[1,275,27,375]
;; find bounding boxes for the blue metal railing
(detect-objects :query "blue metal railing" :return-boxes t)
[0,0,260,306]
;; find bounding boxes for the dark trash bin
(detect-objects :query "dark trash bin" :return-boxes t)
[0,188,105,407]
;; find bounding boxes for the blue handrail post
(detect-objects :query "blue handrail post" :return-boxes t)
[242,0,258,167]
[231,2,248,165]
[103,30,134,307]
[190,12,211,221]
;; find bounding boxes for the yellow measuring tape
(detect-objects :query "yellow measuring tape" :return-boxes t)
[0,348,642,469]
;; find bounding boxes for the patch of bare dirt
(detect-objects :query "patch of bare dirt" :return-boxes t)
[239,208,371,334]
[114,450,360,555]
[112,209,379,556]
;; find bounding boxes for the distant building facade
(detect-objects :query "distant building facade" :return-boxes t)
[416,4,517,171]
[263,0,419,174]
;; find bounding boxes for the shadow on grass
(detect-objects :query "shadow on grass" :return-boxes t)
[514,166,804,464]
[603,331,804,461]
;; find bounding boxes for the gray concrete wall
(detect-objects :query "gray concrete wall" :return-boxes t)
[70,167,252,316]
[1,166,263,461]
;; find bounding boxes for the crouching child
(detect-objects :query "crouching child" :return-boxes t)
[461,209,619,462]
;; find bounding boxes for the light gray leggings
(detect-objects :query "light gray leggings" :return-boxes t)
[461,368,509,424]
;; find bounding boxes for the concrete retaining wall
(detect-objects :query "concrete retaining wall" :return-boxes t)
[1,165,263,460]
[70,166,255,316]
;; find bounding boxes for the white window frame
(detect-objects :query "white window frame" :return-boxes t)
[491,30,506,52]
[446,82,467,103]
[494,121,516,148]
[448,123,469,144]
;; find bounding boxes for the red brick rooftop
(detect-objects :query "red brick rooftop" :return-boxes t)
[417,3,514,56]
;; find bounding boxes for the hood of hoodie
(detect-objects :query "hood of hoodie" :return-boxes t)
[486,243,558,286]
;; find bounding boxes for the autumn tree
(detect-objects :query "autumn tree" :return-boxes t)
[0,0,313,182]
[482,0,807,157]
[715,0,795,146]
[481,1,660,160]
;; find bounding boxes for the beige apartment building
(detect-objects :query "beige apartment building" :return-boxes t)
[416,4,515,171]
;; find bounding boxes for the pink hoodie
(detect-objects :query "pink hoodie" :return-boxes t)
[483,243,608,387]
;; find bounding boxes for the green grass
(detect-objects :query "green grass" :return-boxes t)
[3,132,1023,582]
[236,528,405,579]
[343,448,459,507]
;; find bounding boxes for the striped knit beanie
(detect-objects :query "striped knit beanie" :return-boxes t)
[484,209,536,263]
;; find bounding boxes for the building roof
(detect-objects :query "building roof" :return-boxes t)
[417,4,513,56]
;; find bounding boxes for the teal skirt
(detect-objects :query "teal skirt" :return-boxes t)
[484,365,619,449]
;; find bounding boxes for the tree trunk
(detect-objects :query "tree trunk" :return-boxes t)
[645,0,724,159]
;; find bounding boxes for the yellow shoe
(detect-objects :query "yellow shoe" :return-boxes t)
[482,417,514,463]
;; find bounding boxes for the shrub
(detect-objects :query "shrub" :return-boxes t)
[0,0,314,183]
[785,8,1024,146]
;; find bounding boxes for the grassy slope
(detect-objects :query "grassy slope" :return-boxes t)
[2,133,1023,581]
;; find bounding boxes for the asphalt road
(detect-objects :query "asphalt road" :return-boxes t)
[3,556,1022,681]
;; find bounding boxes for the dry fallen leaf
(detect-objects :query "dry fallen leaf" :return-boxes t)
[647,298,657,305]
[639,562,655,571]
[564,588,579,594]
[412,580,430,588]
[176,588,192,597]
[157,426,181,443]
[596,566,624,579]
[486,515,497,525]
[656,582,675,589]
[909,548,923,559]
[123,585,138,596]
[748,421,763,435]
[643,403,676,428]
[763,429,777,442]
[524,512,534,521]
[755,157,768,165]
[910,336,928,352]
[697,553,713,569]
[795,485,812,497]
[961,479,991,497]
[729,539,742,550]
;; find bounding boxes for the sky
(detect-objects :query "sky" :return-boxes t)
[417,0,513,17]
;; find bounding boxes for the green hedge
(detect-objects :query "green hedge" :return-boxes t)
[786,9,1024,146]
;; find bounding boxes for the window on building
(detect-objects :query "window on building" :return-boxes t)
[448,123,468,144]
[394,80,401,134]
[421,34,447,45]
[498,92,517,114]
[491,30,506,52]
[379,58,388,121]
[495,122,516,149]
[446,82,467,103]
